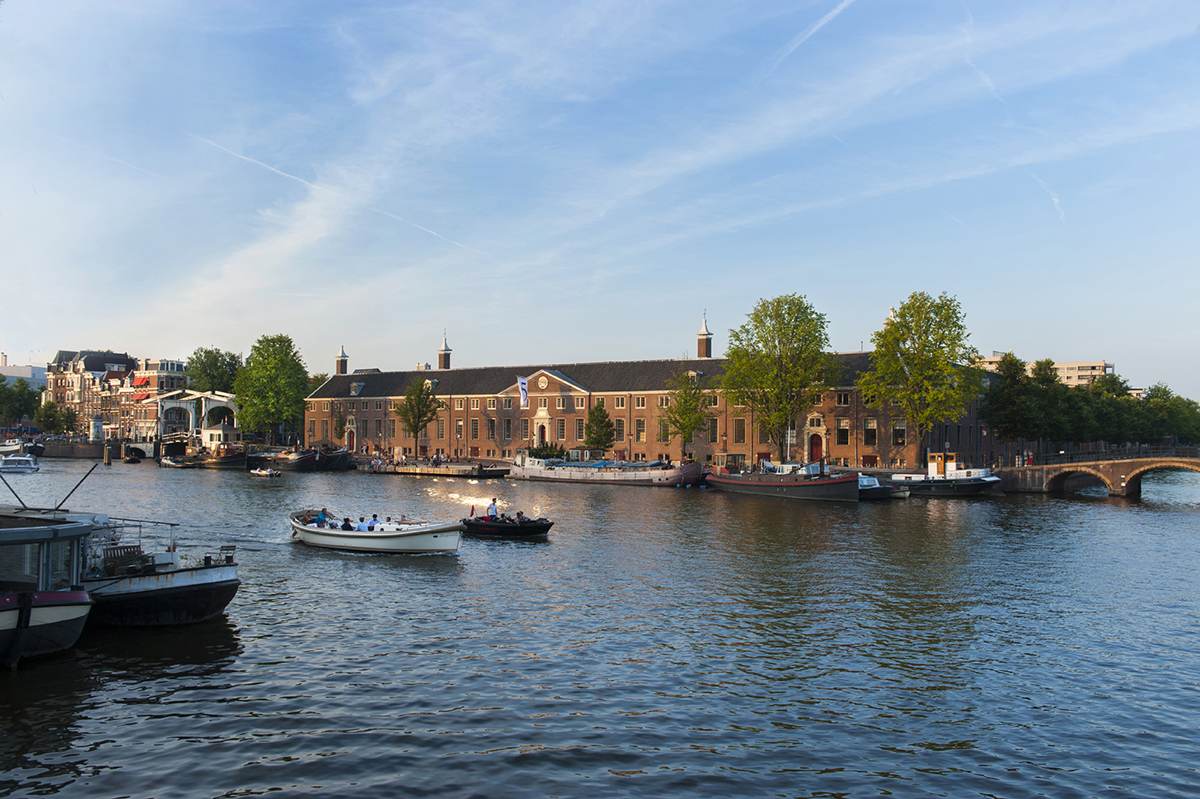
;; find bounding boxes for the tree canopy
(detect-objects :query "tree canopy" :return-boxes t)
[583,399,615,451]
[661,369,714,458]
[393,378,444,448]
[233,335,309,441]
[721,294,833,460]
[187,347,243,394]
[856,292,983,452]
[0,376,40,429]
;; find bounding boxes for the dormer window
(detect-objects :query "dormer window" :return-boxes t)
[350,382,364,396]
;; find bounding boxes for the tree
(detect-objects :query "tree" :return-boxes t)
[233,335,309,443]
[721,294,833,460]
[308,373,329,394]
[979,352,1038,442]
[583,400,615,451]
[187,347,243,393]
[662,370,714,458]
[856,292,983,462]
[60,406,79,435]
[34,401,64,435]
[0,376,40,431]
[393,378,444,452]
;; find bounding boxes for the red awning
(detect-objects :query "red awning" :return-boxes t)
[132,392,150,401]
[132,376,150,386]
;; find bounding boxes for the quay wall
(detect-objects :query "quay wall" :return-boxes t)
[42,442,105,459]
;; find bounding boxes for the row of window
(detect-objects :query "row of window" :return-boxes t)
[306,394,691,414]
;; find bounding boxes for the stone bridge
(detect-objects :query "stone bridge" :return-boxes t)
[995,448,1200,497]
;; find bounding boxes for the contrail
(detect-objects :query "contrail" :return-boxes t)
[941,209,971,230]
[47,132,168,179]
[763,0,858,77]
[190,135,484,252]
[1031,174,1065,223]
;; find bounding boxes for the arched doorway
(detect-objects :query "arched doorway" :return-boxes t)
[347,430,355,452]
[809,433,823,462]
[537,424,547,446]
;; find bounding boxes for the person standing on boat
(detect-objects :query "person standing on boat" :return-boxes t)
[487,498,499,519]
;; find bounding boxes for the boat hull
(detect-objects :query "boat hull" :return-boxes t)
[461,518,553,538]
[706,472,859,502]
[509,461,702,487]
[289,515,462,553]
[887,476,1001,497]
[82,565,241,626]
[0,591,93,664]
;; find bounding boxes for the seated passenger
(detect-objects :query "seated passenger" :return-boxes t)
[355,517,369,532]
[341,518,353,530]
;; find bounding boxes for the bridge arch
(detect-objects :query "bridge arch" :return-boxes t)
[1043,467,1112,494]
[1121,461,1200,498]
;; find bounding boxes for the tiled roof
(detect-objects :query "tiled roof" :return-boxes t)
[308,352,878,400]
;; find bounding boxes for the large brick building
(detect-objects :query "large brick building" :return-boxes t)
[44,351,188,440]
[304,322,996,470]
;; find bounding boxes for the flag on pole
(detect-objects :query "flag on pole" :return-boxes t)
[517,376,528,409]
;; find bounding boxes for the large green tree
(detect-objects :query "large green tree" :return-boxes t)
[393,378,444,452]
[187,347,243,393]
[979,352,1038,442]
[661,369,714,458]
[856,292,984,460]
[583,400,615,451]
[722,294,833,460]
[0,376,40,430]
[233,334,309,443]
[33,400,64,434]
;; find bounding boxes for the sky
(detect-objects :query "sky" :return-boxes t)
[2,1,1198,396]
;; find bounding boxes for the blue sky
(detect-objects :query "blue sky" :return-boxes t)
[2,1,1197,396]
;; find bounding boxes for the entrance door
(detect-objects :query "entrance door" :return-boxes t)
[347,430,355,452]
[809,433,823,462]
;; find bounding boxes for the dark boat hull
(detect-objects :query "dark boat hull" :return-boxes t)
[706,472,859,502]
[0,591,93,664]
[83,566,241,626]
[199,454,248,470]
[887,477,1000,497]
[461,518,553,538]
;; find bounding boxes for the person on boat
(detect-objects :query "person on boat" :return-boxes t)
[368,514,380,530]
[515,511,527,523]
[315,509,329,528]
[487,498,498,519]
[341,517,353,530]
[355,517,369,531]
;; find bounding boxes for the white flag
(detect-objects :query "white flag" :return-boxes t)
[517,376,528,409]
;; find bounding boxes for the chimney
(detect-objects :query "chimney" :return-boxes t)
[336,346,348,376]
[697,312,713,358]
[438,333,451,370]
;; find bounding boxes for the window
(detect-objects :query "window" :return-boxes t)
[658,396,670,408]
[389,419,396,437]
[471,399,480,410]
[437,418,445,439]
[709,418,718,443]
[375,419,382,437]
[614,396,625,409]
[323,402,329,411]
[455,419,463,439]
[733,418,746,444]
[657,420,669,442]
[864,418,878,446]
[470,419,479,440]
[375,401,382,411]
[322,419,329,439]
[359,419,368,437]
[634,396,646,409]
[575,418,585,440]
[308,419,316,436]
[808,416,822,428]
[487,418,496,440]
[892,421,906,446]
[836,392,850,406]
[455,399,465,410]
[348,401,356,411]
[538,398,548,409]
[596,398,605,408]
[556,397,565,409]
[635,419,646,443]
[503,397,512,410]
[836,418,849,446]
[504,418,512,439]
[758,425,769,444]
[575,397,585,409]
[614,419,625,441]
[709,395,719,407]
[487,398,496,410]
[556,419,566,440]
[521,419,529,439]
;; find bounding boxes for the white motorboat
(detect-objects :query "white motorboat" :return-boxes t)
[886,453,1001,497]
[509,454,703,486]
[0,454,40,474]
[289,510,462,554]
[250,467,281,477]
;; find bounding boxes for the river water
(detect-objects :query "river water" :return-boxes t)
[1,460,1198,798]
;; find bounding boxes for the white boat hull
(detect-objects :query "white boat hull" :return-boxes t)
[289,517,462,554]
[509,460,702,486]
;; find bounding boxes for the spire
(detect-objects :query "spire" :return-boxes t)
[438,331,452,370]
[336,346,348,375]
[697,310,713,358]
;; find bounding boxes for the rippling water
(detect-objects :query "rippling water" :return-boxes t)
[2,460,1198,798]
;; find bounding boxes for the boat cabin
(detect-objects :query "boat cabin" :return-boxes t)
[712,453,747,475]
[0,514,90,593]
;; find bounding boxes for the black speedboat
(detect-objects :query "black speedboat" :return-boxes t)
[460,516,553,538]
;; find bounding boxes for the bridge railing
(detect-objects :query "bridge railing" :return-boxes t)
[1027,445,1200,467]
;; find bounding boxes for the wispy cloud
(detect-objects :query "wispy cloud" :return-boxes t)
[1032,173,1065,222]
[761,0,858,79]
